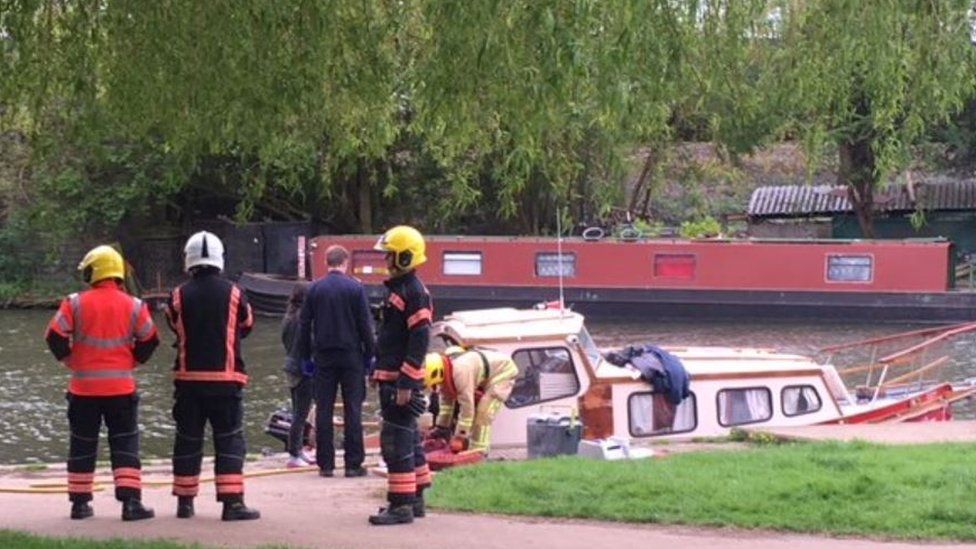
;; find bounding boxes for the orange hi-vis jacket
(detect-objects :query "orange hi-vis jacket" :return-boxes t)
[47,281,158,397]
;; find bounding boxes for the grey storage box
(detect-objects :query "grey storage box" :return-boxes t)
[526,413,581,459]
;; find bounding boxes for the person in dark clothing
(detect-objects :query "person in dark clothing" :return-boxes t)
[165,231,260,521]
[282,281,315,467]
[297,244,375,478]
[368,225,434,526]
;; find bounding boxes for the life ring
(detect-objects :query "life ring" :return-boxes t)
[618,227,641,242]
[582,227,605,241]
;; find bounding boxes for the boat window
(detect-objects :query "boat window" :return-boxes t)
[826,254,873,283]
[535,253,577,277]
[653,253,696,279]
[443,252,483,276]
[717,387,773,427]
[506,347,580,408]
[576,327,604,369]
[351,250,387,276]
[781,385,822,417]
[628,392,697,437]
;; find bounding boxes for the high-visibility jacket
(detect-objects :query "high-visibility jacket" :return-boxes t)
[165,272,254,386]
[436,350,519,435]
[46,281,158,397]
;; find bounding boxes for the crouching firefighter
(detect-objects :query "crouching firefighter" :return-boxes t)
[45,245,159,521]
[165,231,260,521]
[369,225,434,526]
[425,348,519,454]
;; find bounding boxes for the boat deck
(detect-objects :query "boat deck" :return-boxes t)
[747,421,976,445]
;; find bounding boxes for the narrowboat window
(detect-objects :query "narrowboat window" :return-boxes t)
[717,387,773,426]
[826,255,872,282]
[506,347,580,408]
[443,252,483,276]
[653,253,696,279]
[629,392,697,437]
[782,385,822,417]
[351,250,387,275]
[535,253,577,277]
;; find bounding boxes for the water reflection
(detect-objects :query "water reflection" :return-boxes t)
[1,310,975,464]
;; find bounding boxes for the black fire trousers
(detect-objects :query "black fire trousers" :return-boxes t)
[378,383,432,506]
[171,389,246,503]
[66,393,142,503]
[313,350,365,471]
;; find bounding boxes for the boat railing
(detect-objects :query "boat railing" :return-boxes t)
[817,322,976,403]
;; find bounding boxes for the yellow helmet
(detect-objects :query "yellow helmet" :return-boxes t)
[424,352,446,389]
[374,225,427,271]
[78,245,125,285]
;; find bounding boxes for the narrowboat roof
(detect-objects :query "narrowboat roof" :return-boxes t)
[434,307,584,344]
[594,346,824,379]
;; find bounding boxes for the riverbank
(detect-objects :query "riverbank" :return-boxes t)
[429,441,976,542]
[0,450,964,549]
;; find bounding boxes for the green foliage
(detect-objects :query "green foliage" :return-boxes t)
[430,442,976,540]
[679,216,723,238]
[0,530,201,548]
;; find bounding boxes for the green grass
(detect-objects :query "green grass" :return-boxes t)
[428,441,976,541]
[0,530,201,548]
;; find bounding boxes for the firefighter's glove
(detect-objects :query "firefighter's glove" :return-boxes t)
[301,359,316,377]
[408,391,427,418]
[449,435,469,454]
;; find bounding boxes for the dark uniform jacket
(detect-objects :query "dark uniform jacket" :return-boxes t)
[297,270,375,362]
[165,270,254,395]
[372,270,433,390]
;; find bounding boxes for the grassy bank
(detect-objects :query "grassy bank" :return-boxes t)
[428,441,976,541]
[0,530,200,548]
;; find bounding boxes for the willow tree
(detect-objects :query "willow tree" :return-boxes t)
[1,0,770,236]
[768,0,976,237]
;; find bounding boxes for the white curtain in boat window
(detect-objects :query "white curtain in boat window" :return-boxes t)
[782,385,822,416]
[718,388,772,426]
[628,392,697,436]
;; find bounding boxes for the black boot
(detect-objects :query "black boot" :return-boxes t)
[176,496,194,519]
[121,499,155,521]
[412,496,426,518]
[70,501,93,520]
[368,504,414,525]
[222,500,261,521]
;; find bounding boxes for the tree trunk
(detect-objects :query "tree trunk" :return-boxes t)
[629,148,656,215]
[838,138,877,239]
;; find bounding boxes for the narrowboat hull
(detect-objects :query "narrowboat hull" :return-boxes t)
[300,235,969,321]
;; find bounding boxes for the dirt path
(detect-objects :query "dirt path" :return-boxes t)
[0,462,969,549]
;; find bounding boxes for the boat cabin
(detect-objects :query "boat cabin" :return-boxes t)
[431,306,852,447]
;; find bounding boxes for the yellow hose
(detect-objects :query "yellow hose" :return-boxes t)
[14,463,375,494]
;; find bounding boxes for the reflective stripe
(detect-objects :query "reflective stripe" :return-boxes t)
[53,311,71,334]
[225,287,241,375]
[172,474,199,497]
[69,293,81,334]
[373,370,399,381]
[415,464,432,487]
[388,293,406,311]
[215,473,244,494]
[134,320,154,340]
[387,472,416,494]
[174,370,249,384]
[407,308,432,329]
[129,298,141,340]
[73,333,132,349]
[71,369,133,379]
[400,362,425,380]
[173,287,187,373]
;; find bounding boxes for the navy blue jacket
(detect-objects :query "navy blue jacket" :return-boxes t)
[297,271,375,363]
[605,344,690,405]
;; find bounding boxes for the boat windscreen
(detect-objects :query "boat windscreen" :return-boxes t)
[577,327,604,369]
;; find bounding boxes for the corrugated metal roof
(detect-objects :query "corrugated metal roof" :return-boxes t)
[748,180,976,218]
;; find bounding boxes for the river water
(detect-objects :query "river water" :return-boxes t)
[2,310,976,465]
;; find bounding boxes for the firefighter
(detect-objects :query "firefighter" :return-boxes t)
[165,231,260,521]
[368,225,434,526]
[425,348,519,454]
[45,245,159,521]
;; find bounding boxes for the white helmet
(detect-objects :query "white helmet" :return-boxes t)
[184,231,225,272]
